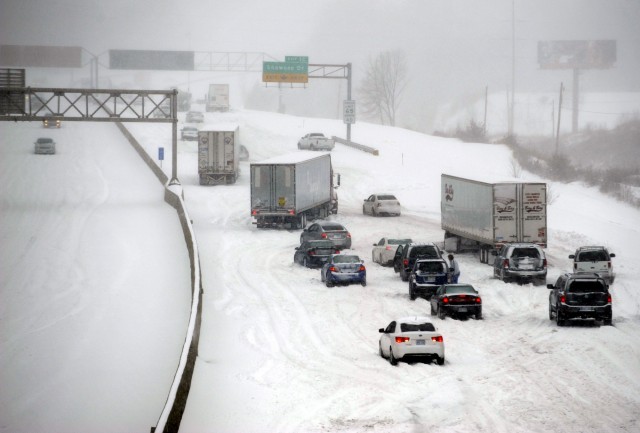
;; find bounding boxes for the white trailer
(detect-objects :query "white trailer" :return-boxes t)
[441,174,547,263]
[198,125,240,185]
[205,84,229,112]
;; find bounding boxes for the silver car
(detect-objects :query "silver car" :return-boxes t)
[34,137,56,154]
[363,194,401,216]
[372,237,413,266]
[300,221,351,250]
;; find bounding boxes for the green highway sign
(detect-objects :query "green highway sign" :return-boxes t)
[285,56,308,64]
[263,61,308,74]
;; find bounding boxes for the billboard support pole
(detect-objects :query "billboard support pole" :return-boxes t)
[572,68,579,133]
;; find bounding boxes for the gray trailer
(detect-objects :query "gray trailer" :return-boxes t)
[441,174,547,263]
[250,152,339,229]
[198,125,240,185]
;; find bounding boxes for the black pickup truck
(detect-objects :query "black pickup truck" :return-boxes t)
[548,272,612,326]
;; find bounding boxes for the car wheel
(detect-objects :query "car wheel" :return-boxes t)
[363,205,366,215]
[603,316,613,326]
[379,342,385,358]
[437,356,445,366]
[500,269,510,283]
[475,311,482,320]
[430,302,436,316]
[548,302,554,320]
[409,284,416,301]
[556,309,565,326]
[401,271,408,282]
[325,273,334,287]
[361,276,367,287]
[303,257,309,268]
[373,208,378,217]
[389,348,398,366]
[438,305,446,320]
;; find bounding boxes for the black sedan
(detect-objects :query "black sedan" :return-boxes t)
[294,240,339,268]
[430,284,482,320]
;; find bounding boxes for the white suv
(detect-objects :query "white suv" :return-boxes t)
[569,246,616,284]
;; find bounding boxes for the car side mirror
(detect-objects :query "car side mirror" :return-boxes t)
[295,247,299,250]
[547,284,554,289]
[378,328,385,333]
[610,253,616,258]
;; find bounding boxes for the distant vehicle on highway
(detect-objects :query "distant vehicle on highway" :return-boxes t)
[430,284,482,320]
[42,111,60,128]
[363,194,401,216]
[371,237,412,266]
[294,240,338,268]
[185,111,204,123]
[321,254,366,287]
[297,133,335,151]
[180,126,198,141]
[34,137,56,154]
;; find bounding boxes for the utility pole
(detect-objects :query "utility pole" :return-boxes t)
[555,82,564,154]
[509,0,516,137]
[483,85,488,136]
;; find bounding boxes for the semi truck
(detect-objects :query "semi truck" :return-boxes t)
[205,84,229,112]
[441,174,547,263]
[198,125,240,185]
[250,152,339,229]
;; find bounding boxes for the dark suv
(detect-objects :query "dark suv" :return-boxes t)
[548,272,612,326]
[294,240,339,268]
[408,258,451,300]
[393,242,443,281]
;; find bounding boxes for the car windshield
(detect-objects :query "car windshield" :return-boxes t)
[568,281,606,293]
[512,248,540,258]
[309,241,334,249]
[389,238,412,245]
[445,285,477,294]
[411,246,439,258]
[577,250,608,261]
[333,255,361,264]
[377,195,397,200]
[417,262,445,273]
[322,223,345,231]
[37,138,53,143]
[400,322,435,332]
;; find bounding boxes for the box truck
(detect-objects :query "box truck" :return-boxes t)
[441,174,547,263]
[198,125,240,185]
[206,84,229,112]
[250,152,339,229]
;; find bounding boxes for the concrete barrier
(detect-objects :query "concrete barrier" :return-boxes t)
[332,136,379,156]
[114,122,201,433]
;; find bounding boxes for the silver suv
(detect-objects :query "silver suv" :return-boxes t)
[569,246,615,284]
[492,243,547,285]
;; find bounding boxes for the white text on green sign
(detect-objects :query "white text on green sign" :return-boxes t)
[263,61,308,74]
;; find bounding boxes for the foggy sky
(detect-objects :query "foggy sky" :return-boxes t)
[1,0,639,130]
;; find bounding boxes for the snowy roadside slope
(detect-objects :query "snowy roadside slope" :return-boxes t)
[127,109,640,433]
[0,121,191,433]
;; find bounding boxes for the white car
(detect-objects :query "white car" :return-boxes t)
[185,111,204,123]
[363,194,401,216]
[379,316,445,365]
[34,137,56,154]
[181,126,198,141]
[372,237,413,266]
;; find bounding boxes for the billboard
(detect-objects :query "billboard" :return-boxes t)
[538,40,616,70]
[109,50,194,71]
[0,45,82,68]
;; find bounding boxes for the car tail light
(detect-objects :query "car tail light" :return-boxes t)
[346,232,351,239]
[395,336,410,343]
[573,263,577,270]
[475,297,482,303]
[309,251,316,256]
[403,259,409,267]
[608,261,612,269]
[321,233,328,239]
[503,259,509,268]
[442,297,449,304]
[329,266,336,272]
[288,209,295,215]
[358,265,366,272]
[251,209,259,215]
[607,294,612,303]
[385,246,392,250]
[334,250,340,254]
[543,258,547,268]
[431,336,443,343]
[560,295,566,304]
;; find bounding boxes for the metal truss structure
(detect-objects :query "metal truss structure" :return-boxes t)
[0,87,180,183]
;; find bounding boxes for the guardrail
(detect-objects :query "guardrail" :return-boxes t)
[115,121,201,433]
[332,136,379,155]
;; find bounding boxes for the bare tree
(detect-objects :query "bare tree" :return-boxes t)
[358,50,408,126]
